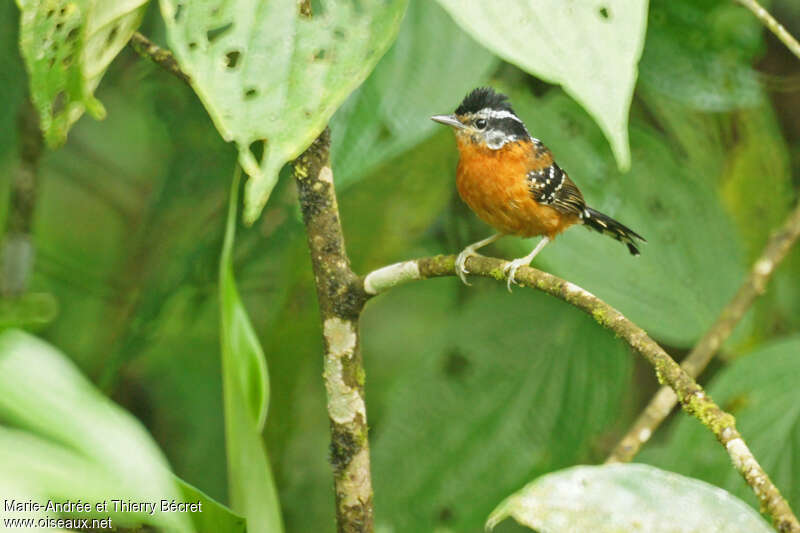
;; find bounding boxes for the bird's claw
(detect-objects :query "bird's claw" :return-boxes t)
[455,249,476,286]
[503,259,527,292]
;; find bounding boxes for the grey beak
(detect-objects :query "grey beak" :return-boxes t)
[431,114,465,129]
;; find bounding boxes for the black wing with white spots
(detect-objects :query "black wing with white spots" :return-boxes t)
[526,162,585,216]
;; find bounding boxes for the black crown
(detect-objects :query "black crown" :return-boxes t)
[455,87,515,116]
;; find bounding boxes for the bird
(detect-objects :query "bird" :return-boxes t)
[431,87,645,291]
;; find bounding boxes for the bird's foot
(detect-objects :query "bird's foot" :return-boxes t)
[503,257,531,292]
[455,247,480,285]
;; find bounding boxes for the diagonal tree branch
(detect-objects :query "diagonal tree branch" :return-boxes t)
[607,202,800,463]
[735,0,800,60]
[293,129,373,533]
[605,0,800,468]
[128,32,191,85]
[360,255,800,533]
[2,100,42,298]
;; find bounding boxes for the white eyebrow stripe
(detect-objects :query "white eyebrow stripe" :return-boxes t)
[477,107,524,123]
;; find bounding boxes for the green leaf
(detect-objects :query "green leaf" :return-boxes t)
[15,0,148,146]
[0,329,191,531]
[435,0,648,169]
[639,0,764,111]
[177,478,247,533]
[219,168,282,533]
[487,463,772,532]
[641,336,800,512]
[330,0,498,189]
[499,87,748,346]
[370,286,631,532]
[159,0,409,223]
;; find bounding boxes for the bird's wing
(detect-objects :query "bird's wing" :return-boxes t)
[526,161,585,216]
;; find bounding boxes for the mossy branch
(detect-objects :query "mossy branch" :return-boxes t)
[360,255,800,533]
[128,32,190,85]
[2,100,42,298]
[607,202,800,464]
[293,129,373,533]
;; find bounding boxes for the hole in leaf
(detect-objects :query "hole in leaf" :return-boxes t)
[249,139,266,160]
[244,87,258,99]
[598,6,610,19]
[46,9,55,18]
[62,54,73,67]
[48,57,55,67]
[188,41,198,50]
[66,27,79,41]
[59,7,66,15]
[312,49,326,61]
[55,22,64,31]
[206,22,233,43]
[174,3,184,21]
[225,50,241,69]
[105,25,119,47]
[52,91,66,116]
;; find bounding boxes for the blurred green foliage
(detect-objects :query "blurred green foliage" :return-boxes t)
[1,0,800,532]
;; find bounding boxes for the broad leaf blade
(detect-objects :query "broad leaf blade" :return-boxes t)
[219,169,282,533]
[15,0,148,146]
[370,287,630,532]
[159,0,408,223]
[640,0,764,111]
[487,464,772,532]
[330,0,498,189]
[0,329,191,531]
[435,0,647,169]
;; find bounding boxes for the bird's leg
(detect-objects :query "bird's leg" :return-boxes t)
[503,236,550,292]
[455,233,503,285]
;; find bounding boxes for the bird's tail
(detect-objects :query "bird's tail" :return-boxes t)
[581,207,645,255]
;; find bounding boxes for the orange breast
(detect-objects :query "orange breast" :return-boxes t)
[455,139,577,238]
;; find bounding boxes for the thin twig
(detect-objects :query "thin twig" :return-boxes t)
[735,0,800,60]
[128,32,191,85]
[607,202,800,463]
[293,129,374,533]
[360,255,800,533]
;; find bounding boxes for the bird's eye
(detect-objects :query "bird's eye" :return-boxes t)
[475,118,487,129]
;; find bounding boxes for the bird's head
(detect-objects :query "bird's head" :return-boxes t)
[431,87,530,150]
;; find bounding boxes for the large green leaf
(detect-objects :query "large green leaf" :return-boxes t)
[370,285,631,532]
[435,0,648,169]
[487,463,772,532]
[330,0,498,189]
[15,0,148,146]
[639,0,764,111]
[641,336,800,512]
[219,168,282,533]
[0,329,191,531]
[497,87,748,346]
[159,0,409,223]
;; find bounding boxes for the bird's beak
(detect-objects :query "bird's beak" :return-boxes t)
[431,114,465,129]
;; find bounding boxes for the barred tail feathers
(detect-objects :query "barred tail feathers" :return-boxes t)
[581,207,645,255]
